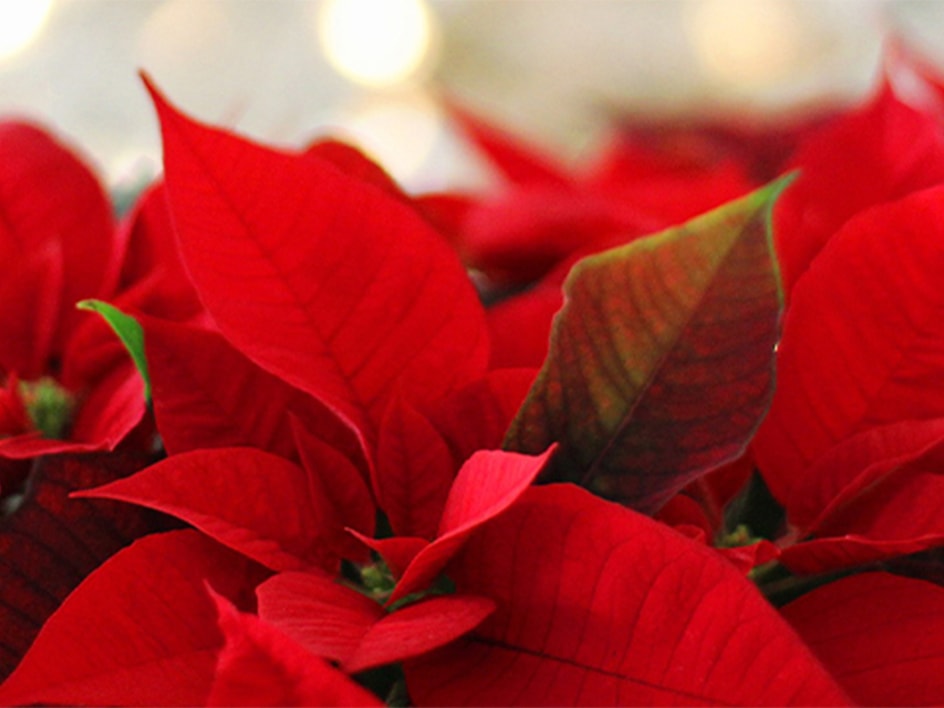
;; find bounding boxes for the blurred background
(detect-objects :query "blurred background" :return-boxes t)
[0,0,940,194]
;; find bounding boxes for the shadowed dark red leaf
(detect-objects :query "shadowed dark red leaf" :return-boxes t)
[79,447,336,572]
[754,185,944,504]
[143,76,489,452]
[505,178,788,513]
[0,452,163,678]
[0,530,260,706]
[388,447,553,605]
[783,572,944,706]
[145,317,361,463]
[208,588,381,707]
[406,484,848,706]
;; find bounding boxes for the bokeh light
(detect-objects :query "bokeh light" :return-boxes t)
[317,0,435,87]
[685,0,804,88]
[0,0,53,63]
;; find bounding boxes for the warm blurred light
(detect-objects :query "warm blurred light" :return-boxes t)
[317,0,434,87]
[685,0,803,87]
[334,91,443,187]
[0,0,53,62]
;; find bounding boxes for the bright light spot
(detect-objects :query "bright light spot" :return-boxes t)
[0,0,53,62]
[685,0,803,87]
[333,91,443,188]
[318,0,434,87]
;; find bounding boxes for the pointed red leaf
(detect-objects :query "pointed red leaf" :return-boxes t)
[375,396,455,539]
[0,452,163,678]
[505,178,788,513]
[389,447,553,605]
[208,589,380,706]
[78,447,335,572]
[0,530,259,707]
[754,185,944,504]
[349,533,428,579]
[783,572,944,706]
[144,76,489,450]
[407,485,848,706]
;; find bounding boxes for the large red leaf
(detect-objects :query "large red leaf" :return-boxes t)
[143,76,489,452]
[208,589,380,706]
[0,244,61,378]
[782,572,944,705]
[0,452,163,678]
[406,485,848,706]
[505,178,788,513]
[79,447,336,572]
[753,185,944,503]
[0,530,260,706]
[388,447,553,605]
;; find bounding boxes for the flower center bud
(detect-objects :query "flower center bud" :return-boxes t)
[17,377,75,440]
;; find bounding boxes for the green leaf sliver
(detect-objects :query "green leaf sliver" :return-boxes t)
[76,299,150,402]
[504,175,792,513]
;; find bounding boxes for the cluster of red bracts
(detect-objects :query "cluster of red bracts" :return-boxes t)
[2,48,944,706]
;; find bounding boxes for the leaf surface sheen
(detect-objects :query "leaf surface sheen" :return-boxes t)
[143,77,489,454]
[505,178,788,513]
[406,484,849,706]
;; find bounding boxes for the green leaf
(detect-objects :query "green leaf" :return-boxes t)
[504,175,793,514]
[76,300,151,402]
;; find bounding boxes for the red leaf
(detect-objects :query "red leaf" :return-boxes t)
[208,588,380,706]
[0,452,162,678]
[145,317,361,463]
[505,178,787,513]
[0,244,61,378]
[754,185,944,504]
[407,485,848,706]
[144,76,489,451]
[79,447,336,572]
[782,572,944,705]
[0,530,259,706]
[389,447,553,605]
[375,396,455,539]
[486,283,563,368]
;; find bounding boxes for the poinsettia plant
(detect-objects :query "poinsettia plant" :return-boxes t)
[2,46,944,706]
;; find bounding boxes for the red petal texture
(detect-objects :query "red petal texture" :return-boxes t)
[389,447,553,605]
[208,589,380,707]
[407,485,848,706]
[144,76,488,450]
[0,530,259,707]
[79,447,336,572]
[486,283,563,368]
[0,452,163,678]
[754,185,944,504]
[256,571,494,674]
[775,84,944,293]
[782,572,944,706]
[0,120,119,369]
[375,396,455,539]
